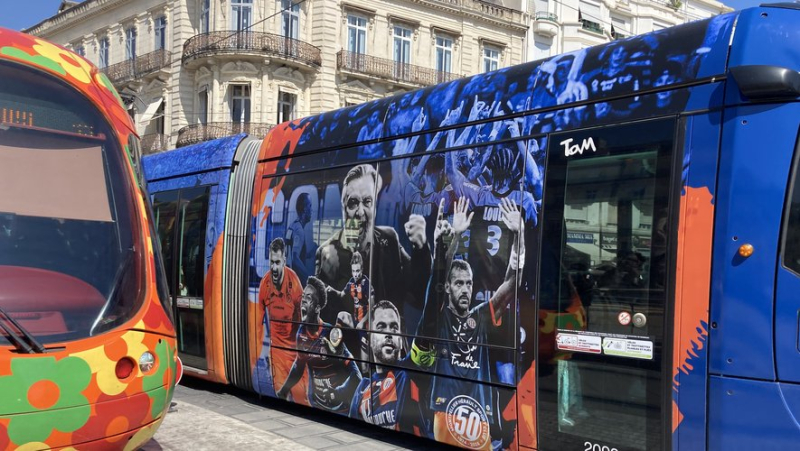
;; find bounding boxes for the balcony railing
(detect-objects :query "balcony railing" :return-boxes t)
[580,19,605,34]
[535,12,559,22]
[337,51,460,87]
[140,133,169,154]
[182,31,322,68]
[176,122,274,147]
[612,30,629,40]
[101,49,171,85]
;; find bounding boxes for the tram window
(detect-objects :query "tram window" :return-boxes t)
[562,151,664,336]
[783,142,800,275]
[177,187,210,298]
[152,190,180,295]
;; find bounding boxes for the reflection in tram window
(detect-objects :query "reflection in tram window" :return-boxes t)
[540,119,674,451]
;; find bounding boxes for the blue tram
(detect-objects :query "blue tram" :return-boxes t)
[143,5,800,450]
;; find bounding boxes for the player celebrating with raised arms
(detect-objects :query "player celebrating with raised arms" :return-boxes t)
[412,196,524,450]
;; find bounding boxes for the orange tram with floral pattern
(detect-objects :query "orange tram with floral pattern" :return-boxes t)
[0,28,180,450]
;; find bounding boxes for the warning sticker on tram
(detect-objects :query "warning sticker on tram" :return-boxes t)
[602,337,654,360]
[556,332,602,354]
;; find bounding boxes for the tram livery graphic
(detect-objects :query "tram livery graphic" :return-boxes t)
[143,5,800,451]
[0,28,179,449]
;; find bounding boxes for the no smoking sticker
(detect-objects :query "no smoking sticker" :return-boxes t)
[618,311,631,326]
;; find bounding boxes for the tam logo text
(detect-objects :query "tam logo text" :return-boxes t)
[561,137,597,157]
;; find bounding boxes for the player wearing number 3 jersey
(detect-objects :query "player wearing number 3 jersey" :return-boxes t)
[411,197,524,449]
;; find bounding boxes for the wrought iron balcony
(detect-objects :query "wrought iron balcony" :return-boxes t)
[182,31,321,68]
[101,49,171,85]
[580,19,605,34]
[140,133,170,154]
[176,122,274,148]
[535,12,559,22]
[337,51,460,87]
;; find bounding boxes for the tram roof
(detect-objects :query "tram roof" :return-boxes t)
[143,134,246,181]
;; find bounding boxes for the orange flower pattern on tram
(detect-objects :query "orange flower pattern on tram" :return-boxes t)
[0,27,128,124]
[0,332,177,449]
[31,37,93,84]
[0,356,92,444]
[0,37,92,85]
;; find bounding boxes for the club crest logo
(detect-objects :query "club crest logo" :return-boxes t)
[445,395,490,449]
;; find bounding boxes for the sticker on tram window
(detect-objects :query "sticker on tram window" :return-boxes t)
[602,337,654,360]
[555,332,602,354]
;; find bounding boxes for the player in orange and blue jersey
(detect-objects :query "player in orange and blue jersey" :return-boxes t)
[329,251,373,327]
[277,276,362,414]
[258,238,308,405]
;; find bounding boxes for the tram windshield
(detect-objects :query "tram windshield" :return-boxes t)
[0,60,144,346]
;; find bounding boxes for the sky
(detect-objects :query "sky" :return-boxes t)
[0,0,770,32]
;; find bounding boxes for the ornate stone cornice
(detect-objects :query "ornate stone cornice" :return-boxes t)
[403,0,528,32]
[25,0,156,37]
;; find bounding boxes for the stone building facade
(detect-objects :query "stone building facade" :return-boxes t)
[26,0,729,152]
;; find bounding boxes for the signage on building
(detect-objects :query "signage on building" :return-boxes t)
[566,232,594,244]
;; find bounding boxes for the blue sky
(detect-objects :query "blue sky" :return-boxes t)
[0,0,767,32]
[1,0,68,31]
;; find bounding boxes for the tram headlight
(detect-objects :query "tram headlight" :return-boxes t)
[139,351,156,374]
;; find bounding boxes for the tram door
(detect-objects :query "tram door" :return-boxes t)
[538,119,676,451]
[152,187,211,370]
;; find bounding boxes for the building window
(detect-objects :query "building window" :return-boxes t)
[393,25,412,80]
[483,46,499,72]
[200,0,210,33]
[99,37,109,68]
[281,0,300,56]
[198,87,208,125]
[347,14,367,54]
[611,15,630,39]
[393,26,412,64]
[74,45,85,57]
[125,27,137,60]
[282,0,300,39]
[230,85,251,124]
[155,16,167,50]
[579,0,603,33]
[535,0,550,14]
[277,90,296,123]
[154,101,165,135]
[435,35,453,74]
[346,14,368,70]
[231,0,252,31]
